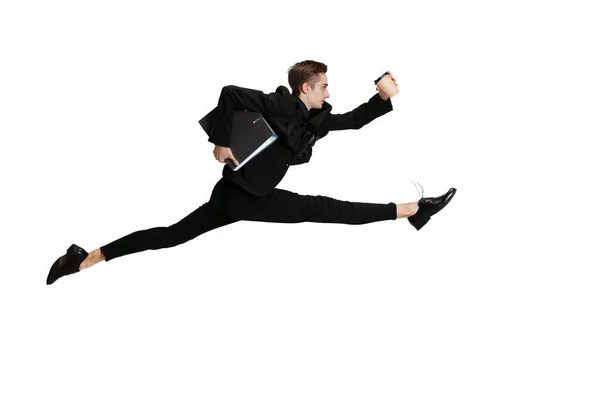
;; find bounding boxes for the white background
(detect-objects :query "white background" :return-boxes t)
[1,0,599,399]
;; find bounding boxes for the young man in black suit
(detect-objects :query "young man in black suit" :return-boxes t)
[46,60,456,285]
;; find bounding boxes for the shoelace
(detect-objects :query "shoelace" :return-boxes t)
[411,181,424,199]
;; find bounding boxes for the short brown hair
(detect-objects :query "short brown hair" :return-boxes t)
[287,60,328,96]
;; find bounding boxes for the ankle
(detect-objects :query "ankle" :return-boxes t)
[396,202,419,219]
[79,249,105,270]
[95,249,106,262]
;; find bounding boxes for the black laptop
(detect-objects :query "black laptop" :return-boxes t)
[199,109,279,171]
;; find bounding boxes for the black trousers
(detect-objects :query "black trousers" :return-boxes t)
[100,178,397,262]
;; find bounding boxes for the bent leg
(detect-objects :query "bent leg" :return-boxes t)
[99,202,238,262]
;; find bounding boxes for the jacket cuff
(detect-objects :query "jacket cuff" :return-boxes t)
[370,92,393,117]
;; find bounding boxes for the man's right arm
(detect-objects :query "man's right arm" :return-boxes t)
[327,93,393,132]
[208,85,283,147]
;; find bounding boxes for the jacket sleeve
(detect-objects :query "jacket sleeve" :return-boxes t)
[327,93,393,131]
[208,85,284,147]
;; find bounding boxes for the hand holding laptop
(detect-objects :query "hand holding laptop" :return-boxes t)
[213,145,240,166]
[200,109,279,171]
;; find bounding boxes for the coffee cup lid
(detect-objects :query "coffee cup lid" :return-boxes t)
[374,71,389,84]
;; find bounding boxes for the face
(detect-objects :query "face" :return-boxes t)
[302,73,330,110]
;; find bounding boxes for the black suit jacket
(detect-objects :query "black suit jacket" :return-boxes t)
[199,85,393,196]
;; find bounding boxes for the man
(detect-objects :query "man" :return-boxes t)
[46,60,456,285]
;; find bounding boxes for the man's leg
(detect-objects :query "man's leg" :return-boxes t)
[79,201,238,270]
[221,186,417,225]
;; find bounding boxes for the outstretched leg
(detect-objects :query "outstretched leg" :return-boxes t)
[79,202,238,270]
[212,180,412,225]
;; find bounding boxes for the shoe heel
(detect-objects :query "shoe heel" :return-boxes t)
[409,215,430,231]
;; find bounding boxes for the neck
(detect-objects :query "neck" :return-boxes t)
[296,94,311,111]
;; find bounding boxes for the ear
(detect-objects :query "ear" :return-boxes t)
[301,82,310,94]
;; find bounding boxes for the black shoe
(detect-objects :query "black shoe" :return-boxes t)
[407,183,457,231]
[46,244,88,285]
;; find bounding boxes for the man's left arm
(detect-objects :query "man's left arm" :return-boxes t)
[327,93,393,131]
[207,85,285,147]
